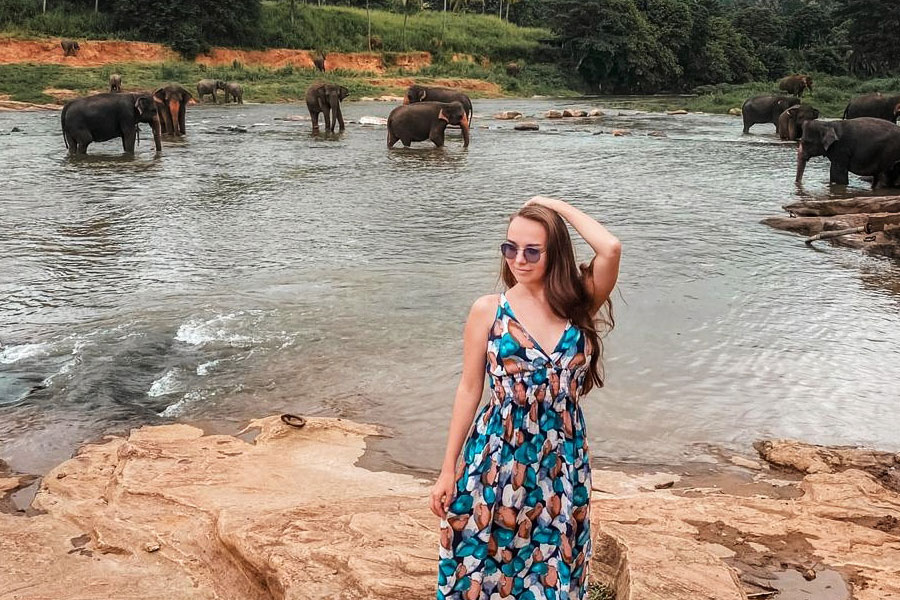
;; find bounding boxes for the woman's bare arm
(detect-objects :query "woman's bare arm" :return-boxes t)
[430,294,496,517]
[526,196,621,312]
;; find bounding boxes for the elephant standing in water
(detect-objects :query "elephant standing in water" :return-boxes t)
[223,82,243,104]
[777,104,820,141]
[60,40,80,56]
[741,95,800,133]
[778,74,813,97]
[404,85,473,124]
[197,79,224,103]
[61,93,161,154]
[387,101,470,148]
[796,118,900,189]
[843,93,900,123]
[109,73,122,93]
[153,84,192,136]
[305,83,349,133]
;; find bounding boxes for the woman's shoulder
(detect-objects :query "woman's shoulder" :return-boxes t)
[468,294,502,323]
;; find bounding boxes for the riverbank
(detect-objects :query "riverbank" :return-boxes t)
[2,415,898,599]
[0,36,579,105]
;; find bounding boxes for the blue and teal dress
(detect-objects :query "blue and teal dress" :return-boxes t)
[437,293,593,600]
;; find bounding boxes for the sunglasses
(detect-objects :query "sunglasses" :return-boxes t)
[500,242,546,263]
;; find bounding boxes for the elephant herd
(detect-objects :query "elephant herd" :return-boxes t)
[60,79,473,155]
[742,75,900,190]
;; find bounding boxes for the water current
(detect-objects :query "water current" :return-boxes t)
[2,98,899,477]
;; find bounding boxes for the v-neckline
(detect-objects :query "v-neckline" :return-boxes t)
[501,293,571,359]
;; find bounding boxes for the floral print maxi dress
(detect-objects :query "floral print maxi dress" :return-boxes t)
[438,293,593,600]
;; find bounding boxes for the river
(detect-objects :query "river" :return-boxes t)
[2,98,899,478]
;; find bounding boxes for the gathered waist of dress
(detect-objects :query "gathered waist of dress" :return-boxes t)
[488,370,583,407]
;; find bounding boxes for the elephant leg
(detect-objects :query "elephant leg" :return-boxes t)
[401,137,411,147]
[829,161,849,185]
[742,117,751,134]
[77,141,89,154]
[309,109,320,133]
[178,102,187,136]
[323,107,332,133]
[387,129,398,148]
[238,94,243,105]
[64,131,77,154]
[122,128,136,153]
[429,125,446,148]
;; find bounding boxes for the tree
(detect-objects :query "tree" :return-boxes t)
[836,0,900,76]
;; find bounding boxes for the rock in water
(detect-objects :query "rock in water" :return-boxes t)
[359,116,387,126]
[545,110,563,119]
[493,111,523,120]
[514,121,539,131]
[728,107,742,116]
[589,109,605,117]
[667,109,689,115]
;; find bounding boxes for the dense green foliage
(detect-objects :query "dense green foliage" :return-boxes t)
[546,0,900,92]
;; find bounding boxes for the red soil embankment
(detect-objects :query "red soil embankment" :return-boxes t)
[0,38,431,73]
[367,76,502,96]
[0,39,177,65]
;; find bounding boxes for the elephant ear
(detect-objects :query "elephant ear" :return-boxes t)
[812,108,821,118]
[437,109,449,123]
[786,105,800,114]
[823,127,839,151]
[340,86,350,99]
[134,95,146,116]
[894,102,900,117]
[419,90,427,101]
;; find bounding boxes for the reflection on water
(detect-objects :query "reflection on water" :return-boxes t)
[2,100,900,476]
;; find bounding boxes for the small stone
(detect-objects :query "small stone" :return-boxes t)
[377,95,404,102]
[648,130,668,137]
[728,107,742,116]
[748,542,769,553]
[570,109,588,117]
[654,480,675,490]
[359,97,375,102]
[612,129,631,136]
[144,543,160,553]
[514,121,539,131]
[667,109,688,115]
[730,456,764,470]
[803,568,816,581]
[56,472,67,479]
[10,126,22,132]
[494,111,523,120]
[588,109,605,117]
[703,543,736,558]
[545,110,563,119]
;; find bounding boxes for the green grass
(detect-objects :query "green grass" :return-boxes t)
[0,59,578,104]
[648,74,900,118]
[1,4,552,62]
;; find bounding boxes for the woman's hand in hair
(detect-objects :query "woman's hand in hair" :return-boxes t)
[524,196,564,210]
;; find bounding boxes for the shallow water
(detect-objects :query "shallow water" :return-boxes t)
[2,98,900,476]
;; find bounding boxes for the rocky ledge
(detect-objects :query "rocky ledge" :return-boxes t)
[2,417,899,599]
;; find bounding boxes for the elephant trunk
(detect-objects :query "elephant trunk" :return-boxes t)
[151,115,162,152]
[169,99,181,134]
[460,113,470,148]
[795,144,808,183]
[403,96,410,105]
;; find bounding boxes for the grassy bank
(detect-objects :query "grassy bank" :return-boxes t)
[642,74,900,118]
[1,3,552,61]
[0,60,580,105]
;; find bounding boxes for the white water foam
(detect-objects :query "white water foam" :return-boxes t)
[196,359,221,376]
[147,369,182,397]
[158,390,203,418]
[0,342,52,364]
[175,313,255,347]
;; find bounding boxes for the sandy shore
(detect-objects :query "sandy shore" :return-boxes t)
[2,416,899,599]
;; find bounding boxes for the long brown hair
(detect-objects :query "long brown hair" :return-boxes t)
[500,204,614,394]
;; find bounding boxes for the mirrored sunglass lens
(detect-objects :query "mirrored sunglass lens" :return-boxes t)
[500,243,516,259]
[524,248,542,262]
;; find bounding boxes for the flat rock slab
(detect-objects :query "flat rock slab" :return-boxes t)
[2,422,900,599]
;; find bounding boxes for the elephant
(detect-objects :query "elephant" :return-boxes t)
[60,40,80,57]
[741,95,800,133]
[404,85,473,124]
[109,73,122,93]
[223,82,243,104]
[387,101,470,148]
[506,62,521,77]
[61,92,161,155]
[796,118,900,189]
[305,82,349,133]
[777,104,820,141]
[197,79,224,104]
[778,74,813,97]
[153,84,192,136]
[313,52,326,72]
[843,93,900,123]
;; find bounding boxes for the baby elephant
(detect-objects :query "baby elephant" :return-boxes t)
[109,73,122,93]
[387,101,470,148]
[223,82,243,104]
[777,104,819,141]
[197,79,224,103]
[61,40,80,57]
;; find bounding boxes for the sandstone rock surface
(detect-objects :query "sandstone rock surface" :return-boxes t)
[2,421,899,600]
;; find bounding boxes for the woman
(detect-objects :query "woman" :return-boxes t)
[432,196,621,600]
